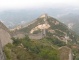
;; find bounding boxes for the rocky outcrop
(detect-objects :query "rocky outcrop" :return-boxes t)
[0,21,9,32]
[0,28,12,47]
[0,40,6,60]
[0,21,12,60]
[59,46,73,60]
[0,21,12,47]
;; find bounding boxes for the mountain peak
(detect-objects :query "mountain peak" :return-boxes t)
[39,13,48,18]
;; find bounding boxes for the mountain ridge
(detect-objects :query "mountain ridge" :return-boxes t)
[0,14,79,60]
[10,14,79,45]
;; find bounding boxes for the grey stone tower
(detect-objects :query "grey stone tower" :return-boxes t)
[41,14,48,37]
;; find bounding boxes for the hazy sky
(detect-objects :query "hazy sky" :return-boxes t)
[0,0,79,10]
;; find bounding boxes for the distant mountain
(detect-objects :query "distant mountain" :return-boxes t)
[0,8,78,28]
[11,14,79,45]
[0,9,55,27]
[58,13,79,35]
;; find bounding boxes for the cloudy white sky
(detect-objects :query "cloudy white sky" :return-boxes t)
[0,0,79,10]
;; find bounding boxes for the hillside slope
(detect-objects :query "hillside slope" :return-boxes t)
[11,14,79,44]
[58,13,79,35]
[4,14,79,60]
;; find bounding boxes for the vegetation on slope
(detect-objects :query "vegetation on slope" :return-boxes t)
[3,35,79,60]
[3,15,79,60]
[4,36,60,60]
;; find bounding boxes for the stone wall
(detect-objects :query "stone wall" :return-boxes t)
[28,33,43,40]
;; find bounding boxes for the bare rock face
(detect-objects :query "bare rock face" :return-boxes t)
[0,21,9,32]
[0,40,5,60]
[59,46,73,60]
[0,21,12,47]
[0,28,12,47]
[0,21,12,60]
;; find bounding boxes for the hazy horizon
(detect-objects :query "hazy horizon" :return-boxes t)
[0,0,79,11]
[0,0,79,28]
